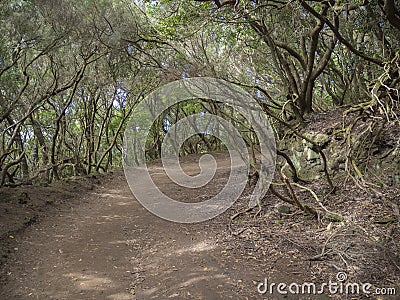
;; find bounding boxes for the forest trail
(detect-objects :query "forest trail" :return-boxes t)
[0,169,238,299]
[1,155,319,300]
[2,1,400,298]
[2,151,398,300]
[3,172,231,299]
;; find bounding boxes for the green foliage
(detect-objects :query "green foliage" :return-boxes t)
[0,0,399,186]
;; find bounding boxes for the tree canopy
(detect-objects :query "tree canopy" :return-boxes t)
[0,0,399,188]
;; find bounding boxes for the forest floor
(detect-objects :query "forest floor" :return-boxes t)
[0,152,399,299]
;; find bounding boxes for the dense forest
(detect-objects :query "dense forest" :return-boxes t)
[1,0,400,298]
[1,0,400,210]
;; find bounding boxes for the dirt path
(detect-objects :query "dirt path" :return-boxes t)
[2,155,394,299]
[1,158,274,300]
